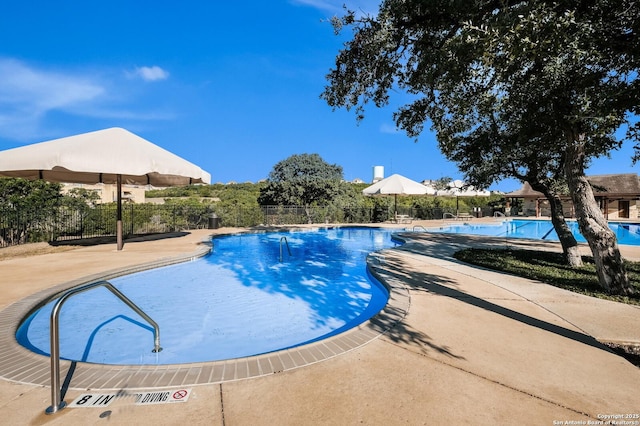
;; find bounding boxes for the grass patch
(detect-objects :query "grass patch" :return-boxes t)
[453,248,640,306]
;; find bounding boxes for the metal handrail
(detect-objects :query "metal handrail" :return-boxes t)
[46,280,161,415]
[279,236,292,262]
[494,211,506,217]
[412,225,427,232]
[442,212,456,220]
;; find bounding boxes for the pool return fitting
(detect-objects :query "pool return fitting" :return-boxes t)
[46,280,162,415]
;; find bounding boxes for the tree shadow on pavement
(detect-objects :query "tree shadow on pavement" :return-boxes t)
[368,248,467,360]
[376,245,613,355]
[371,306,465,359]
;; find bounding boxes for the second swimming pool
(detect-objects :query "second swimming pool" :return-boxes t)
[16,227,400,365]
[429,219,640,245]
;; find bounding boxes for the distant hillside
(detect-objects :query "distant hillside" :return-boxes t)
[146,182,265,207]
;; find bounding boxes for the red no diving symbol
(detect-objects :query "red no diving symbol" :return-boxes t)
[173,390,188,400]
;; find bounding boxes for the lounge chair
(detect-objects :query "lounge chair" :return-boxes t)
[394,213,413,224]
[456,212,473,220]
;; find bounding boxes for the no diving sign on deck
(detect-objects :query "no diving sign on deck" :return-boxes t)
[133,389,191,405]
[69,388,192,408]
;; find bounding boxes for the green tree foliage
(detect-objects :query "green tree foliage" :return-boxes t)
[322,0,639,295]
[147,183,263,207]
[258,153,346,207]
[0,178,62,210]
[61,188,100,209]
[161,197,213,230]
[56,188,103,238]
[0,178,63,245]
[147,182,266,227]
[432,177,452,191]
[0,175,503,245]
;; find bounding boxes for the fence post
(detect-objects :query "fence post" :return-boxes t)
[172,207,177,232]
[129,204,134,236]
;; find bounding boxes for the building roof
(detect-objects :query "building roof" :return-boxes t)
[504,182,544,198]
[505,174,640,199]
[587,173,640,196]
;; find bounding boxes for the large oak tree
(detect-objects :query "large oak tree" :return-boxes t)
[323,0,639,295]
[258,153,346,223]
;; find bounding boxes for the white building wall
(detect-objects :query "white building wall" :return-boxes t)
[62,183,147,204]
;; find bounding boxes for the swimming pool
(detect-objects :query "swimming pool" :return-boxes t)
[429,219,640,246]
[16,227,400,365]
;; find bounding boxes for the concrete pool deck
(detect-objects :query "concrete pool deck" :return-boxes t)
[1,221,639,425]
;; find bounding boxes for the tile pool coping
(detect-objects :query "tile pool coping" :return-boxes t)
[0,242,410,391]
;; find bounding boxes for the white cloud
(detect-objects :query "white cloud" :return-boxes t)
[0,58,172,141]
[379,123,399,134]
[290,0,376,15]
[0,58,106,140]
[290,0,342,13]
[132,66,170,82]
[0,58,104,111]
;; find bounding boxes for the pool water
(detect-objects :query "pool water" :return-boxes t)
[16,227,399,365]
[430,219,640,245]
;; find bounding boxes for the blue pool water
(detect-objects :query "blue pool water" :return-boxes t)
[16,227,399,365]
[430,219,640,245]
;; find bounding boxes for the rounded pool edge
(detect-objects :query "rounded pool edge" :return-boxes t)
[0,234,410,391]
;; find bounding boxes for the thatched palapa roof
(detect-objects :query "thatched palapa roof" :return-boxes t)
[506,174,640,199]
[587,173,640,197]
[505,182,544,198]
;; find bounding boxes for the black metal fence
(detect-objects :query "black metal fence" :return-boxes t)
[0,204,222,248]
[0,204,496,248]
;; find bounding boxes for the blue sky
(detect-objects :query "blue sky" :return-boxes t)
[0,1,636,192]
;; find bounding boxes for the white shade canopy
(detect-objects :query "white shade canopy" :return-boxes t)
[363,174,432,217]
[0,127,211,250]
[0,127,211,186]
[362,174,433,196]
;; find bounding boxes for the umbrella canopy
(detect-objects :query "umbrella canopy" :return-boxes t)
[0,127,211,250]
[362,174,433,196]
[362,174,432,216]
[0,127,210,186]
[434,179,491,214]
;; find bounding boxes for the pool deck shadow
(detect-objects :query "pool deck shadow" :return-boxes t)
[49,231,191,247]
[1,221,639,425]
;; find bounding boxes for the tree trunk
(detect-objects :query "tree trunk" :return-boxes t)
[528,180,583,267]
[563,131,634,295]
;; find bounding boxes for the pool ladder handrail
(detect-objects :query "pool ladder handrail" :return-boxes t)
[46,280,162,415]
[412,225,427,232]
[279,236,292,262]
